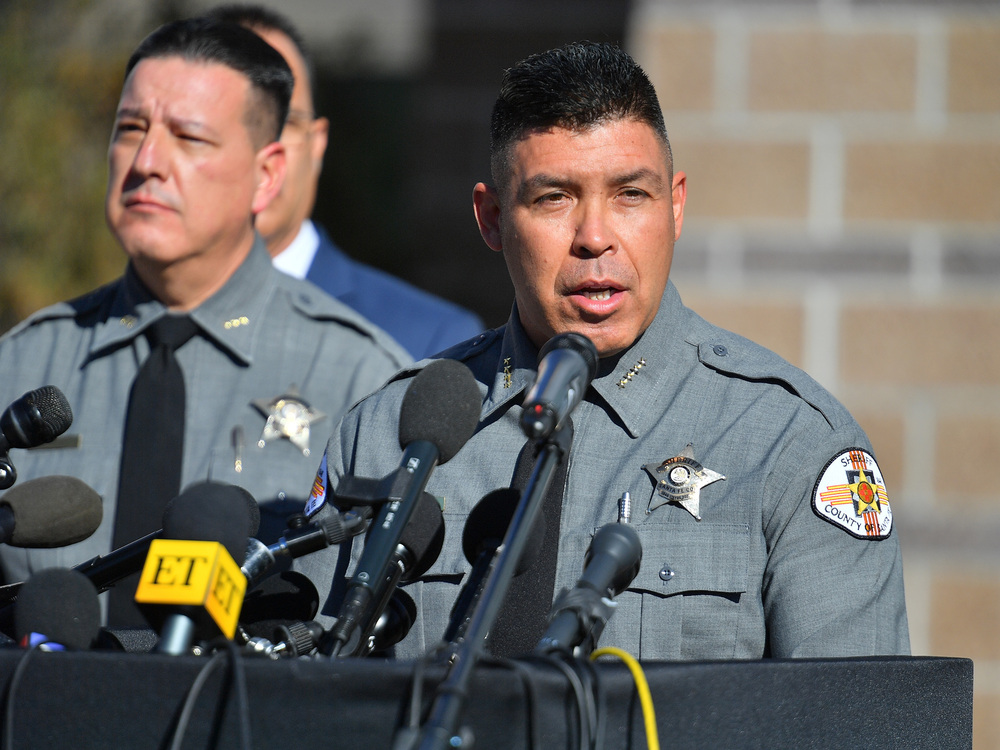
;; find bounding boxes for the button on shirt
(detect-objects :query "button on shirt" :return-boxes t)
[0,237,410,584]
[301,281,909,661]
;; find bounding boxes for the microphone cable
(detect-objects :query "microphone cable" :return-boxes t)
[167,640,251,750]
[395,652,543,750]
[590,647,659,750]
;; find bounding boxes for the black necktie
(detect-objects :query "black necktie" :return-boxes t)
[108,315,199,627]
[486,424,570,659]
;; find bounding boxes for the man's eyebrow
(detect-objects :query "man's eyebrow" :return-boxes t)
[516,173,570,201]
[611,168,666,190]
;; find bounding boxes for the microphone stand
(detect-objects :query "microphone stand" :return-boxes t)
[402,421,573,750]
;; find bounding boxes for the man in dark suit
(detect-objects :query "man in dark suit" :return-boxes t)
[208,5,484,359]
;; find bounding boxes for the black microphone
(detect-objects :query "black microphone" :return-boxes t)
[535,523,642,656]
[520,333,598,441]
[15,568,101,650]
[241,510,368,590]
[0,475,102,548]
[64,482,259,597]
[325,359,480,657]
[443,488,546,644]
[325,489,445,657]
[0,386,73,489]
[240,570,320,639]
[133,483,253,655]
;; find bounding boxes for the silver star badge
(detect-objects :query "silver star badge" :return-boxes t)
[251,386,325,457]
[644,444,725,521]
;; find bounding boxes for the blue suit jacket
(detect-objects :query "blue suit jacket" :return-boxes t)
[305,225,484,359]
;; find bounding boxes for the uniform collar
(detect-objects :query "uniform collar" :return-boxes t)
[589,281,688,438]
[484,282,688,438]
[479,308,541,422]
[88,235,274,366]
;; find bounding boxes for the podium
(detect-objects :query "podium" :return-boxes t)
[0,651,971,748]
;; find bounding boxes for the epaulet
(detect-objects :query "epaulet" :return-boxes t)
[433,327,502,363]
[283,279,409,363]
[686,311,850,431]
[382,328,503,387]
[1,281,115,340]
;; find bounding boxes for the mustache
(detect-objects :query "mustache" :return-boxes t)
[119,176,179,211]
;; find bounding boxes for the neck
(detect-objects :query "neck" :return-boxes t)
[131,233,255,311]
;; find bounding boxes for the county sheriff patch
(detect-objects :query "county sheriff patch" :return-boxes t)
[812,448,893,540]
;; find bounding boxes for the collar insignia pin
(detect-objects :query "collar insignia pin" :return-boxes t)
[617,357,647,389]
[644,443,725,521]
[251,386,325,457]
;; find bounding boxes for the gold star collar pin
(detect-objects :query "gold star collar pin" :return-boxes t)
[644,444,725,521]
[251,386,325,457]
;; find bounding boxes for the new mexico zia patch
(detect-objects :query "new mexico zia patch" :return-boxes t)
[812,448,892,540]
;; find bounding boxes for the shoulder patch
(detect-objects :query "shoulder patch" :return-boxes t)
[304,453,329,517]
[812,448,892,540]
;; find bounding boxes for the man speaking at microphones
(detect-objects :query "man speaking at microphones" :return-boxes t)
[301,41,909,661]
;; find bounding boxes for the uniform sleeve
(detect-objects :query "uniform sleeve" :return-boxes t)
[760,422,910,657]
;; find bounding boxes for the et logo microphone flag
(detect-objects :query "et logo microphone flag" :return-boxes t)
[135,539,246,639]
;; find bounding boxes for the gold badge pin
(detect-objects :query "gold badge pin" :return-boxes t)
[643,444,725,521]
[251,386,325,457]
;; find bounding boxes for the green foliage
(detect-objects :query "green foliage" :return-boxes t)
[0,0,132,333]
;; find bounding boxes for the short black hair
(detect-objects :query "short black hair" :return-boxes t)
[205,4,316,102]
[490,41,671,189]
[126,17,293,147]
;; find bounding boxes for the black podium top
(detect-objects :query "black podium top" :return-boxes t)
[0,651,972,749]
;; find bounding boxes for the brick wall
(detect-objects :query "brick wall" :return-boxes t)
[629,2,1000,746]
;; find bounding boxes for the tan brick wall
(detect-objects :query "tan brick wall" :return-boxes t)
[634,25,715,111]
[631,4,1000,746]
[937,415,1000,500]
[678,142,811,219]
[748,29,917,112]
[948,25,1000,113]
[840,302,1000,387]
[845,142,1000,223]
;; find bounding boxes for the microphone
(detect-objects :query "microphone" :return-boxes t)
[241,510,368,590]
[0,475,102,548]
[443,488,545,644]
[239,569,320,645]
[520,333,598,441]
[15,568,101,650]
[535,523,642,656]
[324,489,445,656]
[70,482,259,596]
[0,386,73,489]
[325,358,480,657]
[134,483,252,655]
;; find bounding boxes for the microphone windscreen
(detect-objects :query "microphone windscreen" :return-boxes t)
[15,568,100,650]
[398,492,445,581]
[161,481,251,561]
[462,488,545,575]
[1,386,73,447]
[2,475,103,548]
[539,332,598,380]
[398,359,481,463]
[240,570,320,638]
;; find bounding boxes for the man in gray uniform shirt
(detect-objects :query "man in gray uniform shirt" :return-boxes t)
[0,20,408,598]
[302,42,909,660]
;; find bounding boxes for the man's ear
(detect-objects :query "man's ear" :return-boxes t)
[310,116,329,175]
[252,141,286,216]
[473,182,503,252]
[671,170,687,241]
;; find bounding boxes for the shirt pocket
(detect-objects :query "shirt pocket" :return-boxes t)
[598,520,752,660]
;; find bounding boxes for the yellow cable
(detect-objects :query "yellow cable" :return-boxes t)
[590,647,660,750]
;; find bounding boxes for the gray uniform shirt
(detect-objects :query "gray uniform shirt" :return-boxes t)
[0,237,410,582]
[302,281,909,661]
